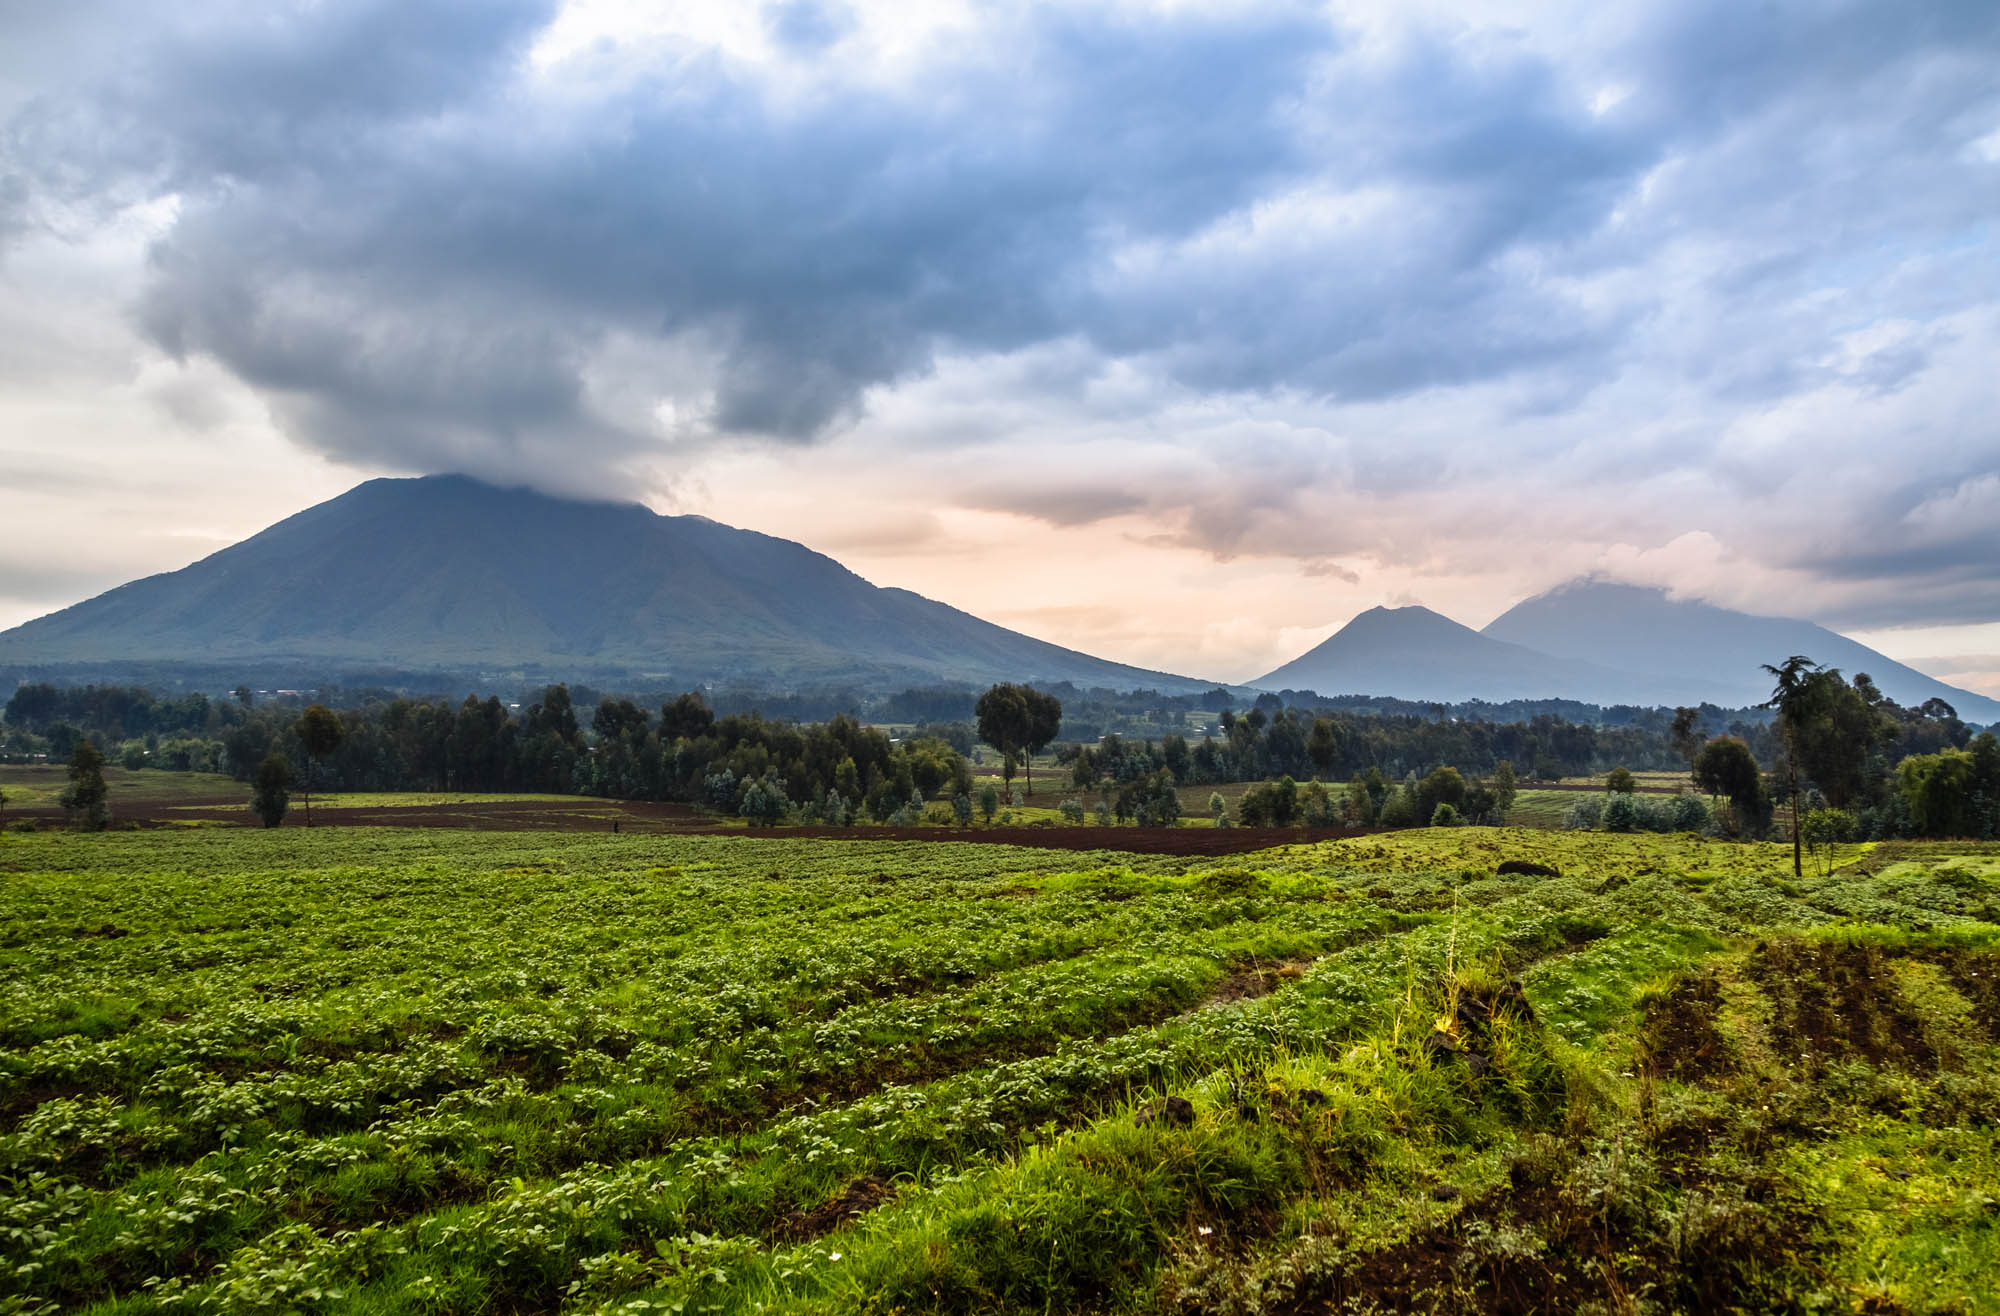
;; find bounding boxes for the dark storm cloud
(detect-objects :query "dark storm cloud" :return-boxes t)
[3,0,1999,626]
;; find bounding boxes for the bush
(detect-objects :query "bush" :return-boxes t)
[1430,802,1460,827]
[1239,776,1300,827]
[1603,793,1639,832]
[739,775,793,827]
[954,793,976,826]
[1668,793,1710,832]
[1606,766,1636,794]
[1117,770,1181,827]
[1378,786,1421,829]
[1564,797,1604,831]
[1057,798,1085,824]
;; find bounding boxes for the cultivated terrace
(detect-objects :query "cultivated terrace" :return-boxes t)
[2,828,1998,1314]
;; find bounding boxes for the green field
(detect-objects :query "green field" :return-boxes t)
[0,765,242,810]
[4,827,2000,1314]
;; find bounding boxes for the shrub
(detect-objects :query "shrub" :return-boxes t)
[1668,793,1710,832]
[1430,802,1460,827]
[1603,793,1639,832]
[1057,799,1085,825]
[1606,766,1636,794]
[250,754,292,829]
[1303,783,1340,827]
[1564,798,1604,831]
[1378,786,1421,829]
[739,775,793,827]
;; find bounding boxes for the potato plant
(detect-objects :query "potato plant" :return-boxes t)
[2,827,1998,1314]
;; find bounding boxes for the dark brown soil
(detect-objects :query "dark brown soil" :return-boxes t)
[13,796,1388,854]
[1747,940,1936,1073]
[775,1175,897,1242]
[1243,1149,1815,1316]
[1195,961,1311,1009]
[1641,971,1735,1082]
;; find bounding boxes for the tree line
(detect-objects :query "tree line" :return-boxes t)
[8,666,1994,840]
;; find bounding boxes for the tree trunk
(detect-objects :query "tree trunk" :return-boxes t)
[1789,759,1801,880]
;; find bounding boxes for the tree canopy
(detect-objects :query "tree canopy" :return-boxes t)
[975,684,1063,796]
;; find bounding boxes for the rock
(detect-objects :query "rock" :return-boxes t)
[1137,1095,1196,1128]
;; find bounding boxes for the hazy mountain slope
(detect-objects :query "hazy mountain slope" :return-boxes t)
[1483,582,2000,723]
[0,476,1218,692]
[1248,604,1728,705]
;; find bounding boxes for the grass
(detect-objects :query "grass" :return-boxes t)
[1,826,1997,1314]
[0,764,242,809]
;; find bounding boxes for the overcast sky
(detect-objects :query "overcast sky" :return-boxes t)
[3,0,1998,691]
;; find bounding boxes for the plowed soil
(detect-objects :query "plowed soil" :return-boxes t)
[12,794,1384,854]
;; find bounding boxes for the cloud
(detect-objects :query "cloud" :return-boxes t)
[1,0,1998,655]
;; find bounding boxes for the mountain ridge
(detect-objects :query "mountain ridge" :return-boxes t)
[0,475,1224,693]
[1251,603,1741,708]
[1250,582,1995,723]
[1482,581,2000,721]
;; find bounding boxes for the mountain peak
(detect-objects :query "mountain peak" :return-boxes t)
[1484,578,1998,721]
[0,477,1219,692]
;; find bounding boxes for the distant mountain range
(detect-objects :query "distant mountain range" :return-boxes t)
[2,475,1992,722]
[0,476,1221,693]
[1254,582,2000,723]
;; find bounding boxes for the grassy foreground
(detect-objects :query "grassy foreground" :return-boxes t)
[3,828,1999,1314]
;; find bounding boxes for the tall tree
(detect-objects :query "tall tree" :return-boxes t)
[1670,707,1702,766]
[59,741,109,831]
[1761,656,1817,878]
[251,754,292,829]
[293,704,345,828]
[975,684,1063,796]
[1307,717,1340,779]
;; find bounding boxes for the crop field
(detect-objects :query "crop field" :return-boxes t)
[4,827,2000,1314]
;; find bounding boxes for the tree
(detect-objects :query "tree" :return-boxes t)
[1693,736,1770,838]
[1670,707,1703,766]
[1430,802,1460,827]
[739,775,791,827]
[251,754,292,829]
[1762,656,1816,878]
[974,684,1062,796]
[293,704,345,828]
[1492,760,1518,818]
[978,784,1000,823]
[1307,718,1340,779]
[1801,807,1856,876]
[1239,776,1300,827]
[1899,748,1978,837]
[660,692,715,742]
[1414,766,1466,822]
[1605,766,1636,794]
[59,741,109,831]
